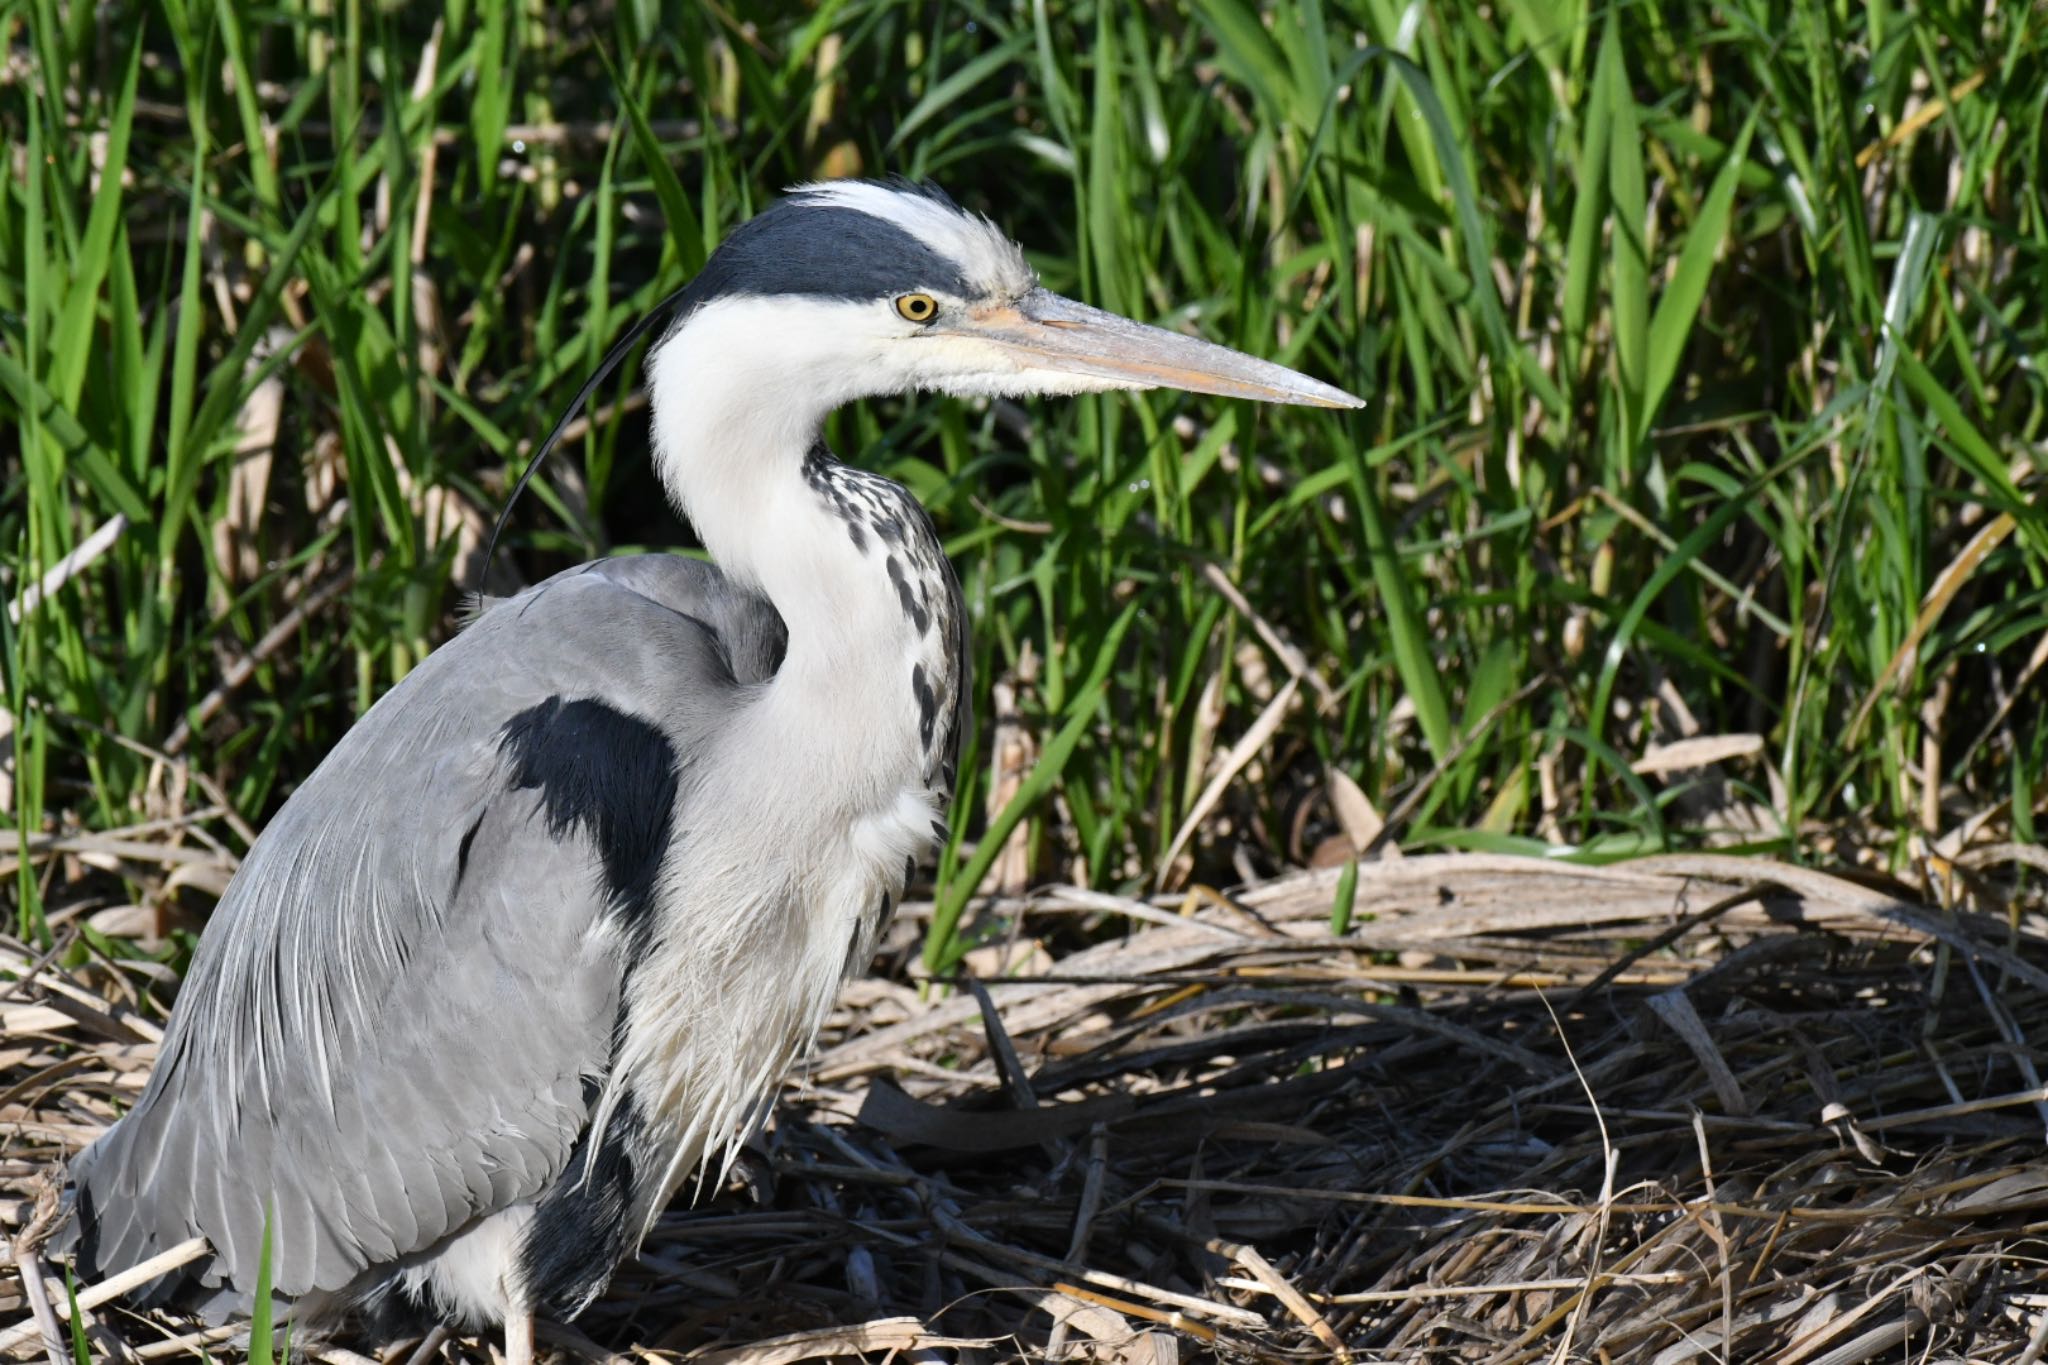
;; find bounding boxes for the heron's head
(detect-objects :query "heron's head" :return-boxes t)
[648,180,1363,424]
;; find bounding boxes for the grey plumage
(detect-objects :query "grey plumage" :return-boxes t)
[60,178,1359,1355]
[68,555,801,1322]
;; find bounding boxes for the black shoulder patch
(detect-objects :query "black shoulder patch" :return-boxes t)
[517,1097,647,1321]
[499,697,678,954]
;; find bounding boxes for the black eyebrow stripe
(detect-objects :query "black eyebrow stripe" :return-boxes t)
[685,201,975,303]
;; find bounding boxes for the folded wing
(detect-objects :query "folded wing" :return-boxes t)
[64,556,785,1308]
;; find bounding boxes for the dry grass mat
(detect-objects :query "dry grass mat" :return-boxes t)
[4,851,2046,1361]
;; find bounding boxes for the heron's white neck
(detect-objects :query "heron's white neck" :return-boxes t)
[644,300,963,783]
[645,303,857,584]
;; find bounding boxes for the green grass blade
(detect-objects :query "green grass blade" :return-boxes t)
[159,66,212,566]
[1379,50,1563,417]
[1189,0,1294,121]
[47,34,140,411]
[1603,17,1648,441]
[63,1269,91,1365]
[1641,112,1757,439]
[1561,22,1616,375]
[926,679,1109,973]
[1590,478,1764,753]
[249,1203,276,1363]
[1330,858,1358,934]
[888,30,1033,153]
[1355,452,1453,764]
[1895,351,2048,559]
[610,50,708,275]
[472,0,515,195]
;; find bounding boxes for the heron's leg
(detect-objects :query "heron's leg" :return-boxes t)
[502,1306,536,1365]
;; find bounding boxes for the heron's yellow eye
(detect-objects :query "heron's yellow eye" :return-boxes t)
[894,293,939,324]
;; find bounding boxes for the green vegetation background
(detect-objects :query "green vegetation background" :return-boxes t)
[4,0,2043,968]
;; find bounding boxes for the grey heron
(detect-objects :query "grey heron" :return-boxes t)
[60,179,1361,1359]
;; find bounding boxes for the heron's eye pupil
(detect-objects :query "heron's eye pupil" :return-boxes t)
[895,293,938,324]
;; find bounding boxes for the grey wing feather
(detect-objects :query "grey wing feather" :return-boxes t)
[583,555,787,683]
[63,555,783,1304]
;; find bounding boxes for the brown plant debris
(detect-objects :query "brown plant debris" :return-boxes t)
[3,851,2046,1361]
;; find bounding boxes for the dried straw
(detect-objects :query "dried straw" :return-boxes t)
[3,851,2044,1360]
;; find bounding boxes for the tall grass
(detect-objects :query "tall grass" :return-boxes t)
[2,0,2042,968]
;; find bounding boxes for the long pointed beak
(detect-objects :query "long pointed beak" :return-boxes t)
[952,288,1365,409]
